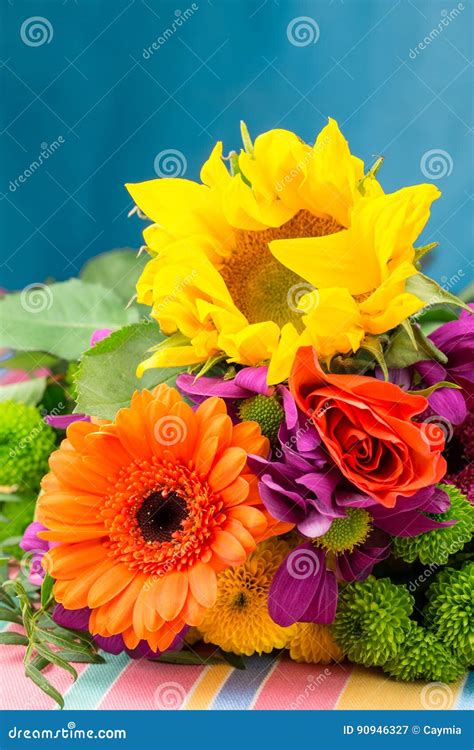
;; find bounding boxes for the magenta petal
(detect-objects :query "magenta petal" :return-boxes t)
[53,604,91,631]
[95,634,125,655]
[428,387,467,426]
[234,365,269,395]
[44,414,90,429]
[302,568,338,624]
[90,328,113,347]
[20,522,49,553]
[268,544,325,626]
[298,507,333,538]
[176,373,249,401]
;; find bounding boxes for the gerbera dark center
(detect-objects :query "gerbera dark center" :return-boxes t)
[136,491,189,543]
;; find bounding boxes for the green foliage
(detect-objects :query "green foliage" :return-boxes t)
[333,577,413,667]
[0,401,55,492]
[406,273,472,314]
[424,563,474,667]
[0,496,36,558]
[238,394,284,443]
[384,321,447,369]
[392,485,474,565]
[0,351,58,371]
[0,279,139,361]
[80,247,148,308]
[383,622,465,682]
[74,321,184,420]
[0,578,104,708]
[0,378,47,406]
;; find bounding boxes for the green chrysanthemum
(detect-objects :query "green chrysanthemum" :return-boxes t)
[238,394,284,443]
[392,484,474,565]
[316,508,371,554]
[384,622,465,682]
[424,563,474,667]
[0,497,35,558]
[333,577,413,667]
[0,401,55,491]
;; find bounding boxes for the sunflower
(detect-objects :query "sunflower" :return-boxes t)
[37,385,290,653]
[198,538,296,655]
[126,119,439,384]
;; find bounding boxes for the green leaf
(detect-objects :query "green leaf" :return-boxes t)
[36,628,92,653]
[414,242,438,263]
[359,336,388,380]
[0,279,139,361]
[416,306,458,336]
[74,321,184,420]
[40,574,54,609]
[384,323,447,369]
[80,248,148,307]
[409,381,461,398]
[34,643,78,680]
[0,631,29,645]
[155,650,222,666]
[0,377,47,405]
[358,156,384,196]
[25,662,64,708]
[220,650,246,669]
[407,273,472,313]
[31,654,51,671]
[240,121,254,155]
[0,351,59,371]
[0,607,22,624]
[59,650,105,664]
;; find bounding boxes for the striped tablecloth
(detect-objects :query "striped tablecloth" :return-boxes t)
[1,621,472,711]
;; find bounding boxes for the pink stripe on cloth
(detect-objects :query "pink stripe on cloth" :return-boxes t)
[253,656,352,710]
[98,658,206,710]
[0,625,88,710]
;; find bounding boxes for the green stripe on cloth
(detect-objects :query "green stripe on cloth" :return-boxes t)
[59,653,129,710]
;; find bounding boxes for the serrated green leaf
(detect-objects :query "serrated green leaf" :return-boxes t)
[0,377,47,405]
[407,273,472,313]
[0,279,139,361]
[0,631,29,645]
[0,351,59,371]
[74,321,184,420]
[25,662,64,708]
[80,248,148,308]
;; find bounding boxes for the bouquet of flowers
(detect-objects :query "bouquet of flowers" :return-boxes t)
[0,119,472,707]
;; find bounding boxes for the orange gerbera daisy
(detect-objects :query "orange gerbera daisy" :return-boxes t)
[37,385,289,653]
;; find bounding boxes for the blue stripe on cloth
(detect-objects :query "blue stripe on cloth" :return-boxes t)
[210,653,278,710]
[456,670,474,710]
[59,653,129,710]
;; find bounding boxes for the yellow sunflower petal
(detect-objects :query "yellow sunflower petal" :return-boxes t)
[301,288,365,359]
[218,321,280,366]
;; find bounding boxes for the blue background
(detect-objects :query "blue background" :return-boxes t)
[1,0,472,291]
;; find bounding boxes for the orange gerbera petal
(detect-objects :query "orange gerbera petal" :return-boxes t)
[154,571,188,621]
[37,384,283,652]
[188,562,217,608]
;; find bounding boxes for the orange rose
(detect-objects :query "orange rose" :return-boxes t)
[290,347,446,507]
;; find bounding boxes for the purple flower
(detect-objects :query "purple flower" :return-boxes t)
[53,605,187,659]
[44,414,90,429]
[19,522,54,586]
[177,365,273,418]
[416,307,474,425]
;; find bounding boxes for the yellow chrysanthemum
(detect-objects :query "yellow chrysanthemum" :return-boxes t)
[287,623,344,665]
[198,539,296,656]
[126,119,439,383]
